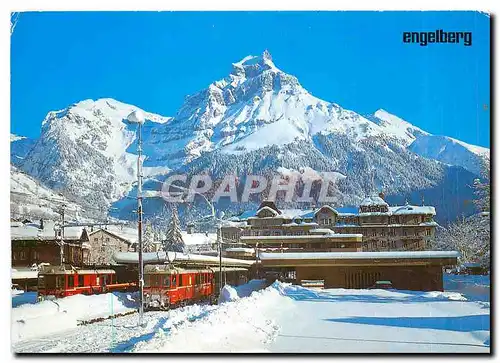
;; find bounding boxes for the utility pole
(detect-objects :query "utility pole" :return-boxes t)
[59,204,66,268]
[137,120,144,326]
[127,110,145,327]
[218,222,222,294]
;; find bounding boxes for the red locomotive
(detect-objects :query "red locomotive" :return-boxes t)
[36,263,250,310]
[37,265,136,300]
[143,265,249,310]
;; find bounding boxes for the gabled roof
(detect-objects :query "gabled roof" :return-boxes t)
[360,195,389,207]
[255,206,280,217]
[11,220,87,241]
[88,228,134,245]
[314,205,339,216]
[257,201,281,214]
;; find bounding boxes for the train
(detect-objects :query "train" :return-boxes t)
[37,265,136,301]
[143,265,249,309]
[36,263,251,310]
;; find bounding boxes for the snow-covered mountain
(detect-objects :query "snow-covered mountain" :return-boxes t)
[369,109,489,175]
[15,51,489,223]
[10,166,85,221]
[19,98,172,210]
[11,134,37,166]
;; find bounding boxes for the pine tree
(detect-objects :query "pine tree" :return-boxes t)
[143,222,156,252]
[163,206,185,253]
[473,158,490,213]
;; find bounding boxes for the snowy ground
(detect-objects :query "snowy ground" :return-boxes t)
[11,276,489,353]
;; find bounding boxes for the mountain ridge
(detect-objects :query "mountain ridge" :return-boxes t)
[13,51,489,223]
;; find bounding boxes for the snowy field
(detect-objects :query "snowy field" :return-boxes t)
[11,275,490,353]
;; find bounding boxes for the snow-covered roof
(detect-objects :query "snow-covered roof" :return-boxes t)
[112,251,254,267]
[258,251,460,260]
[225,248,255,254]
[360,195,389,207]
[241,234,362,241]
[281,222,319,227]
[314,206,338,215]
[388,205,436,215]
[88,225,139,245]
[181,232,217,246]
[11,220,86,241]
[309,228,335,235]
[11,269,38,280]
[226,202,436,222]
[255,206,279,216]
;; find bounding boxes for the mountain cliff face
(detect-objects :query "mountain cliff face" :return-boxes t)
[15,51,489,223]
[19,98,171,209]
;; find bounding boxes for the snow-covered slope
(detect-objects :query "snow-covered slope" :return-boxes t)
[368,109,489,175]
[148,51,393,165]
[10,166,84,220]
[408,135,489,176]
[367,109,429,145]
[19,98,172,209]
[11,134,37,166]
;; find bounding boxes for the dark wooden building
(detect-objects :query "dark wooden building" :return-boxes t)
[11,220,90,268]
[258,251,459,291]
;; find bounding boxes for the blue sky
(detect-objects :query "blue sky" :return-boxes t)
[11,11,490,147]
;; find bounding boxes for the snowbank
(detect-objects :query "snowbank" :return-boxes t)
[135,282,295,352]
[12,292,138,344]
[218,285,239,304]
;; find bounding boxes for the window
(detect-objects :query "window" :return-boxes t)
[56,276,64,288]
[32,250,38,260]
[164,276,170,288]
[178,275,183,287]
[20,251,26,260]
[78,275,84,287]
[68,275,74,288]
[13,252,17,260]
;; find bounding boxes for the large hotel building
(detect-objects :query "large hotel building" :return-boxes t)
[221,193,437,254]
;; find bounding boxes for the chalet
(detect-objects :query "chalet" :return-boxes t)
[87,228,136,265]
[11,219,89,268]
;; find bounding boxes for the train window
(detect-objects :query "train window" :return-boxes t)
[38,276,45,288]
[178,275,184,287]
[144,275,151,287]
[56,276,64,288]
[172,275,177,287]
[163,276,170,288]
[68,275,74,288]
[78,275,84,287]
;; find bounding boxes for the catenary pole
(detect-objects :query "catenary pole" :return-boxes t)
[127,110,146,327]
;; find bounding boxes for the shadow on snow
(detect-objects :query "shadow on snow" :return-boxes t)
[323,314,490,333]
